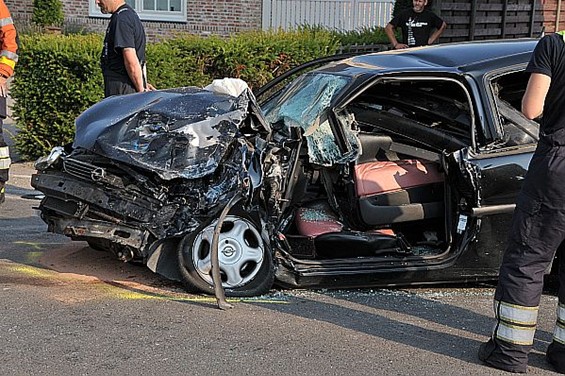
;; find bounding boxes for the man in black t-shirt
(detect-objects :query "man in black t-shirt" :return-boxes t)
[385,0,446,49]
[96,0,154,97]
[478,32,565,374]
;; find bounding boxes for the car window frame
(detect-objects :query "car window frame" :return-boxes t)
[336,74,479,153]
[482,63,538,150]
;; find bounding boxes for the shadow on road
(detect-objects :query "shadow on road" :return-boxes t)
[255,288,556,373]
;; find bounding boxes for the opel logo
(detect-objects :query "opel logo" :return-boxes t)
[91,167,106,182]
[222,247,236,258]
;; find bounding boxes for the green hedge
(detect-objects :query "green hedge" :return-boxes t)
[12,29,345,160]
[12,34,103,161]
[146,28,340,90]
[32,0,64,28]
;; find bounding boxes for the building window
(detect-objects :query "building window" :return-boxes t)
[89,0,186,22]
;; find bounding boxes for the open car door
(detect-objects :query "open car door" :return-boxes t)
[338,73,486,261]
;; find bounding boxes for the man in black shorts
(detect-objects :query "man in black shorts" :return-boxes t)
[478,31,565,374]
[96,0,154,97]
[385,0,446,49]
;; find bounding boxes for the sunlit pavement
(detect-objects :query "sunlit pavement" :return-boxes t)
[0,163,561,375]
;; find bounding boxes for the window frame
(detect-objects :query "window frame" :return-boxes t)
[484,64,541,147]
[342,75,478,152]
[89,0,187,23]
[487,68,539,149]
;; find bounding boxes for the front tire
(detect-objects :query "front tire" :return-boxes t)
[177,213,275,297]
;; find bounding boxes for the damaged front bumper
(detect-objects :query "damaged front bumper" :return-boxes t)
[47,216,149,250]
[31,170,167,257]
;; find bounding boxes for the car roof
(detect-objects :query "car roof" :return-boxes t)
[320,38,539,77]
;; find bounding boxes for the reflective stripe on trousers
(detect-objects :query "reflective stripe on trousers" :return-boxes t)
[553,302,565,344]
[494,300,539,346]
[0,145,9,169]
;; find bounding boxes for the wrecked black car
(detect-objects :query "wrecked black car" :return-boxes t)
[32,39,541,296]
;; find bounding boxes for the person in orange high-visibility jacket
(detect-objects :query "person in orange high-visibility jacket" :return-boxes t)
[0,0,17,205]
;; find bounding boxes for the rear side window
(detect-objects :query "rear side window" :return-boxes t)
[491,71,539,147]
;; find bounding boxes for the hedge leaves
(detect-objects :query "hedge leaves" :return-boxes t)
[13,29,342,160]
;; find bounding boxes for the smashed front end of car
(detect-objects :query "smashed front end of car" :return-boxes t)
[32,85,274,287]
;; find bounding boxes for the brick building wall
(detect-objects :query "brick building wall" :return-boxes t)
[5,0,33,20]
[6,0,262,40]
[187,0,262,36]
[7,0,565,41]
[541,0,565,33]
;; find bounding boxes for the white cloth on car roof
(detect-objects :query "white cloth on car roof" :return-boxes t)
[204,78,249,97]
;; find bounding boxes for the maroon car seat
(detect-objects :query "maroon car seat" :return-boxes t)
[354,159,445,226]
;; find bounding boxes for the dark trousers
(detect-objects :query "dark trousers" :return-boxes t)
[484,138,565,372]
[104,75,137,98]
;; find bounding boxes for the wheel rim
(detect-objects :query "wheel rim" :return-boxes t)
[191,215,265,288]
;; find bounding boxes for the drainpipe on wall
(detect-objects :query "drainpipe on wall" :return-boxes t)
[529,0,537,37]
[557,0,562,32]
[501,0,508,38]
[469,0,477,40]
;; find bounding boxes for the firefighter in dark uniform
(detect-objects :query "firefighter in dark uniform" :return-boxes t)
[478,31,565,374]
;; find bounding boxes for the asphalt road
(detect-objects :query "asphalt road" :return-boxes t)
[0,162,561,375]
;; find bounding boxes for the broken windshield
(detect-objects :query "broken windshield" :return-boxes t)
[262,73,353,166]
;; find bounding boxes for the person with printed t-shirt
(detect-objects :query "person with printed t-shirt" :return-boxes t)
[385,0,446,49]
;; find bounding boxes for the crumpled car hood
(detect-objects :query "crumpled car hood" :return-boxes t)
[74,87,253,180]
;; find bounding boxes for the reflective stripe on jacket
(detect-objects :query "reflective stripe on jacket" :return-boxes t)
[0,0,17,78]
